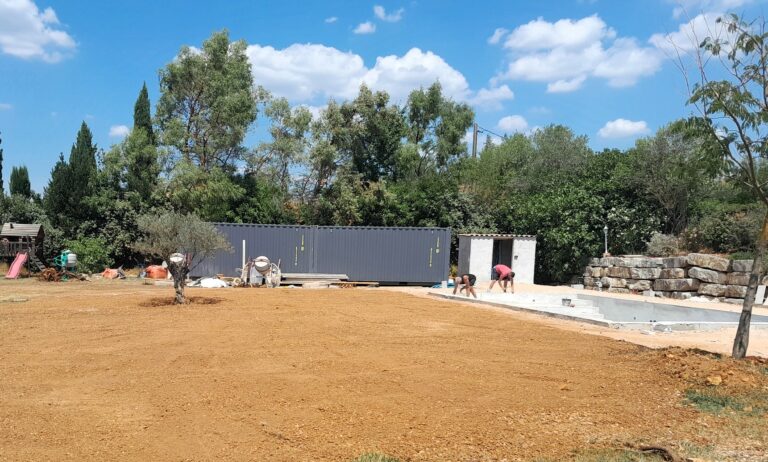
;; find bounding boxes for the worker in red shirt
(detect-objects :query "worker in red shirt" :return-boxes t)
[489,264,515,293]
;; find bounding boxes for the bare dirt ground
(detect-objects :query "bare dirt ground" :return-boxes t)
[410,284,768,359]
[1,279,767,461]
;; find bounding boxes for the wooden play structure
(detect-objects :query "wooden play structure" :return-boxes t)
[1,223,46,278]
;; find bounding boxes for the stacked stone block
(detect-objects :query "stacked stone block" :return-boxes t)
[582,253,754,304]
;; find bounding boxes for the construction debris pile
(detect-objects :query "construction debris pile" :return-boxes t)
[38,268,87,282]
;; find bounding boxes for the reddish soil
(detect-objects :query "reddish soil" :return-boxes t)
[0,280,766,461]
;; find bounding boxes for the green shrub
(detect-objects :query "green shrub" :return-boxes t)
[684,203,761,253]
[64,237,113,273]
[645,232,680,257]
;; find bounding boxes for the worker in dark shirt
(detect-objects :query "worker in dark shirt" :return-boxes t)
[453,273,477,298]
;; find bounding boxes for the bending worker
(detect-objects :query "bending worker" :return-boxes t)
[488,264,515,293]
[453,273,477,298]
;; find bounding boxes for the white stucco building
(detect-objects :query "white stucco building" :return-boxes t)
[457,234,537,284]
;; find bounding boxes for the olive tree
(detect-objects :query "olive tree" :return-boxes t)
[134,211,231,304]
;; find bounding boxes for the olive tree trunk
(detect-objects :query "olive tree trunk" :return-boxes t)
[169,261,189,305]
[733,210,768,358]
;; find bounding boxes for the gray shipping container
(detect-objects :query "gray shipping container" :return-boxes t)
[194,224,451,285]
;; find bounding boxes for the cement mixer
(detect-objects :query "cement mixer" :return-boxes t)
[239,256,281,288]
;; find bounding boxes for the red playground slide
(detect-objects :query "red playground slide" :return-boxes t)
[5,252,28,279]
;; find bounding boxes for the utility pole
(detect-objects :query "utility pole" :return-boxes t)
[471,122,478,158]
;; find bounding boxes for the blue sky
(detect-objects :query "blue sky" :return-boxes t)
[0,0,766,192]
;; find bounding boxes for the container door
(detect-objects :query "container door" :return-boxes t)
[249,226,312,274]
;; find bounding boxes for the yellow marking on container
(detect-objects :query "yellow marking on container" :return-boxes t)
[301,234,305,251]
[295,246,298,266]
[429,247,433,267]
[435,236,440,253]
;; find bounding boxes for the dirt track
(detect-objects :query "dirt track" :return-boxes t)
[1,280,766,461]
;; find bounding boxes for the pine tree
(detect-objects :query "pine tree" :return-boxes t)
[133,82,155,145]
[9,165,31,198]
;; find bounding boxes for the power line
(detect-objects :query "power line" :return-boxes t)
[477,125,505,139]
[470,123,506,158]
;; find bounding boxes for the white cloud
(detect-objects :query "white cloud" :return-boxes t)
[468,85,514,110]
[299,104,325,119]
[649,12,729,54]
[496,15,662,91]
[354,21,376,34]
[594,38,664,86]
[498,115,529,133]
[504,15,615,51]
[487,27,508,45]
[670,0,752,19]
[0,103,12,110]
[598,118,650,138]
[462,130,474,146]
[109,125,130,138]
[0,0,76,62]
[503,42,604,81]
[547,76,587,93]
[325,16,338,24]
[246,43,505,109]
[362,48,472,103]
[374,5,404,22]
[247,43,366,101]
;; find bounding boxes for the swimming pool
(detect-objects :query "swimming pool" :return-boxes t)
[432,292,768,331]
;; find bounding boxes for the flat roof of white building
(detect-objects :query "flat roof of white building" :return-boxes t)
[458,233,536,239]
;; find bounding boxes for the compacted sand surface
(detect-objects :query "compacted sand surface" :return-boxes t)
[1,280,766,461]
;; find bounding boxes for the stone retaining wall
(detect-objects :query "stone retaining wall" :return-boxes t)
[583,253,754,304]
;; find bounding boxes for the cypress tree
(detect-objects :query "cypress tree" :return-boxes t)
[44,122,98,233]
[133,83,155,145]
[9,165,31,198]
[44,153,71,229]
[124,129,159,202]
[68,121,97,202]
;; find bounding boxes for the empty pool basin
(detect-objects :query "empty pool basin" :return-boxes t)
[434,292,768,331]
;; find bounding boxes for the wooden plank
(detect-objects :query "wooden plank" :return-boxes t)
[330,281,380,288]
[282,273,348,280]
[281,280,343,285]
